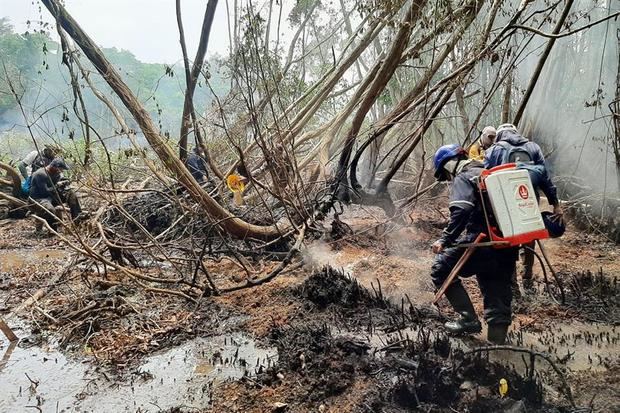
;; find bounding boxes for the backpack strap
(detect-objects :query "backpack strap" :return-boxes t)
[495,141,513,164]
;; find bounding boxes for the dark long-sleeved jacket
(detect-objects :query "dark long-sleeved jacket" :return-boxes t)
[438,162,487,247]
[484,130,558,205]
[29,168,61,199]
[185,153,209,182]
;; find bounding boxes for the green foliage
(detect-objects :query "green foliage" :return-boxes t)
[289,0,321,25]
[0,20,50,114]
[0,19,229,140]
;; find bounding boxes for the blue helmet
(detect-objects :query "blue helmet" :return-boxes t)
[541,211,565,238]
[433,144,465,180]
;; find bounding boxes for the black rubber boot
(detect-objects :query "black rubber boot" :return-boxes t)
[511,268,522,299]
[487,324,509,344]
[443,284,482,335]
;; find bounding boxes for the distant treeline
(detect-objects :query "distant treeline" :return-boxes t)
[0,17,230,139]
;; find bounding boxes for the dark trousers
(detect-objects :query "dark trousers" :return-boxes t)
[521,241,535,278]
[31,189,82,229]
[431,246,518,325]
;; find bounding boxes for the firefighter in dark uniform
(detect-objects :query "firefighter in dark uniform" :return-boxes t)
[430,144,518,344]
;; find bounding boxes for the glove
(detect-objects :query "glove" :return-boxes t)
[56,180,71,192]
[432,240,444,254]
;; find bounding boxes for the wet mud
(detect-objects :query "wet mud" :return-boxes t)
[0,205,619,411]
[0,331,276,412]
[211,266,576,413]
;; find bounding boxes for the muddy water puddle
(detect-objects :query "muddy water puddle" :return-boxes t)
[511,322,619,372]
[0,248,68,272]
[0,332,277,412]
[333,320,618,377]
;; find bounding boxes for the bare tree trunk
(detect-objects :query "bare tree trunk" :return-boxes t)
[41,0,286,240]
[335,0,427,201]
[178,0,218,161]
[613,28,620,192]
[455,85,470,139]
[339,0,369,79]
[300,27,307,86]
[264,0,273,57]
[513,0,575,126]
[501,69,513,123]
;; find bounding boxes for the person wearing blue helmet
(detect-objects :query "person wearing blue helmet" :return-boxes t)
[430,144,518,344]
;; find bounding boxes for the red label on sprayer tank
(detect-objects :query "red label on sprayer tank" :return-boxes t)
[518,184,529,200]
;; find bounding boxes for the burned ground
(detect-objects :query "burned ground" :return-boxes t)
[0,205,619,412]
[211,266,575,413]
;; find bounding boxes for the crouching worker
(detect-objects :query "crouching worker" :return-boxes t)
[29,158,83,232]
[430,144,518,344]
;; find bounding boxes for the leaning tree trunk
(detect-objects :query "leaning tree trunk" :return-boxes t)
[348,0,481,191]
[375,0,506,195]
[41,0,286,241]
[0,162,22,198]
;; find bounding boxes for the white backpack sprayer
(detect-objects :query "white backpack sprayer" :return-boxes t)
[479,163,549,246]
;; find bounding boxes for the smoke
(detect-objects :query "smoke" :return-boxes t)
[303,241,339,269]
[514,0,619,196]
[302,241,363,276]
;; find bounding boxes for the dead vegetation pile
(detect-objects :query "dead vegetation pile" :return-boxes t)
[26,276,238,365]
[517,267,620,325]
[102,188,285,242]
[293,266,385,310]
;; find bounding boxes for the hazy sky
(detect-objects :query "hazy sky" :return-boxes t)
[1,0,244,64]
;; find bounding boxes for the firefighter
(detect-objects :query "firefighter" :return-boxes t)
[467,126,496,161]
[484,124,563,290]
[431,144,518,344]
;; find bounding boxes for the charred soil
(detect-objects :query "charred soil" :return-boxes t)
[0,203,618,412]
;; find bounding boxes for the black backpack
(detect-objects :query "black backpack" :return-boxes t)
[496,140,533,164]
[496,140,546,194]
[32,154,53,171]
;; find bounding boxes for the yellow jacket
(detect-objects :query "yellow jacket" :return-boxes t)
[468,142,485,162]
